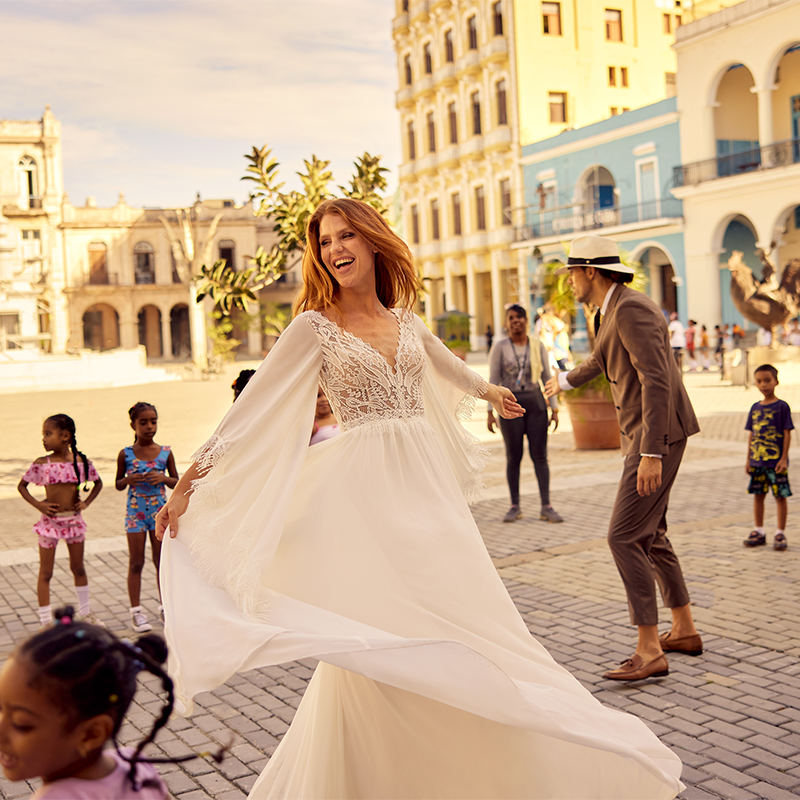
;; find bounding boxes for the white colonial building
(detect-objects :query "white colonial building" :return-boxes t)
[0,108,294,361]
[671,0,800,328]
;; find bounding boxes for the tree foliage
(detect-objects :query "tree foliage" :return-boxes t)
[195,146,389,313]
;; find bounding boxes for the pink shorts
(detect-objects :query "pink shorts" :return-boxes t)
[34,513,87,549]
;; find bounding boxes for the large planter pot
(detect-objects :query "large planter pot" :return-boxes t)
[564,395,621,450]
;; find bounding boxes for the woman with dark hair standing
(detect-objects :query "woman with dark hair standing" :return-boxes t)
[156,198,682,799]
[489,304,563,524]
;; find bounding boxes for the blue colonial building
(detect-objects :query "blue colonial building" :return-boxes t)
[512,97,686,340]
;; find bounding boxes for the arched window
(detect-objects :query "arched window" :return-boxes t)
[219,239,236,270]
[18,156,39,209]
[496,79,508,126]
[88,242,108,285]
[133,242,155,284]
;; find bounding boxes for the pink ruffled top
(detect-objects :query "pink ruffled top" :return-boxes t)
[22,456,99,486]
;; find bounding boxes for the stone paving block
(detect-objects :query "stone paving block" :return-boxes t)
[197,770,239,796]
[171,790,213,800]
[745,783,800,800]
[216,790,248,800]
[744,734,800,758]
[241,729,281,754]
[663,717,710,737]
[699,747,757,771]
[740,746,798,771]
[745,764,800,791]
[669,745,713,769]
[177,728,213,749]
[678,787,725,800]
[234,774,260,794]
[702,761,759,787]
[739,717,792,739]
[231,742,266,765]
[705,719,752,740]
[663,731,714,752]
[216,757,253,781]
[698,732,752,754]
[163,770,200,795]
[697,778,759,799]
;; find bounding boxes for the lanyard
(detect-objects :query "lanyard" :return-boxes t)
[510,339,529,389]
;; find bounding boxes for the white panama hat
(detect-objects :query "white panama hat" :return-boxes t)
[553,234,635,275]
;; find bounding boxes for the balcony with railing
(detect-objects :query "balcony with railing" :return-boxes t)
[673,138,800,188]
[456,51,480,74]
[434,63,456,85]
[514,197,683,242]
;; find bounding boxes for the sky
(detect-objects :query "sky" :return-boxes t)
[0,1,399,209]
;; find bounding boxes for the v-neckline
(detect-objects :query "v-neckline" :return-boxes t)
[314,309,403,374]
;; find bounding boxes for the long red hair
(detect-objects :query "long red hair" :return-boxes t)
[293,198,421,316]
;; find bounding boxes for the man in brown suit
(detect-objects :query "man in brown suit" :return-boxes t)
[545,235,703,681]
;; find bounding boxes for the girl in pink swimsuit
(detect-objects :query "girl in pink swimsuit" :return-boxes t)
[17,414,103,629]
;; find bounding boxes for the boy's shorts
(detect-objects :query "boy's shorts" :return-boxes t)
[748,466,792,498]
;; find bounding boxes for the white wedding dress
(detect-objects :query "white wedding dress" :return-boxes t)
[161,309,683,799]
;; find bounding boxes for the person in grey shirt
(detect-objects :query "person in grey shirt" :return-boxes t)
[488,304,563,524]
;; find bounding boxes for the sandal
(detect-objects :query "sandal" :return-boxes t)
[774,533,788,551]
[743,531,766,547]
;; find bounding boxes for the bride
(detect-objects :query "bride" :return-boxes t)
[156,198,683,799]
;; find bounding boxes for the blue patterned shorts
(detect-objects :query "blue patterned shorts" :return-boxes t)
[747,466,792,498]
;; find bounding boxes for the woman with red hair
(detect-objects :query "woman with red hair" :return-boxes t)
[157,198,682,799]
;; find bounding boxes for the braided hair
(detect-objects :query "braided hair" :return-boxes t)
[46,414,91,491]
[17,607,226,791]
[128,402,157,444]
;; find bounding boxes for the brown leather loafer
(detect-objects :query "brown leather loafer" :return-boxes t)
[659,630,703,656]
[603,653,669,681]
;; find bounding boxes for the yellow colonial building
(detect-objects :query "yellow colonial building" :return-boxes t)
[393,0,685,346]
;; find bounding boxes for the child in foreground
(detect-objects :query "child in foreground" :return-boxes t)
[17,414,103,628]
[0,607,169,799]
[744,364,793,550]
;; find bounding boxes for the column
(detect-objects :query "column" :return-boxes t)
[466,257,478,347]
[247,300,262,356]
[754,85,775,148]
[490,255,503,337]
[161,308,173,360]
[443,258,455,311]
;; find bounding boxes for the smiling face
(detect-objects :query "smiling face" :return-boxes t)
[41,422,68,454]
[506,309,528,338]
[319,213,377,294]
[131,408,158,444]
[0,657,84,783]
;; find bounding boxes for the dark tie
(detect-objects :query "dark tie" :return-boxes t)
[594,311,603,337]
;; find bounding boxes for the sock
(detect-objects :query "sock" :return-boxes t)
[130,605,143,615]
[75,585,90,616]
[776,529,785,537]
[38,605,52,626]
[755,526,764,535]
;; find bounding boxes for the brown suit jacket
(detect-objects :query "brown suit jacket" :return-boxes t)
[567,286,700,456]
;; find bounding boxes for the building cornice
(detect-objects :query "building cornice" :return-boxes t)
[520,112,680,165]
[670,162,800,202]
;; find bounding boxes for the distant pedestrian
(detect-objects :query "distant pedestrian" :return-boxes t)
[789,319,800,346]
[714,325,724,367]
[485,324,493,354]
[17,414,104,629]
[698,325,710,370]
[668,312,685,366]
[115,402,179,632]
[757,327,772,347]
[744,364,792,551]
[685,320,696,370]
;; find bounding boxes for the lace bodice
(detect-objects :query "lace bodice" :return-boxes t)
[303,309,486,432]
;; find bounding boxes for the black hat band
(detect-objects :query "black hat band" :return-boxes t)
[567,256,621,266]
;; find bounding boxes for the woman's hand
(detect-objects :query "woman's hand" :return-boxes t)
[549,408,559,431]
[487,385,524,420]
[155,491,190,540]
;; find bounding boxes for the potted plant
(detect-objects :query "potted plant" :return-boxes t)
[434,310,472,361]
[543,244,646,450]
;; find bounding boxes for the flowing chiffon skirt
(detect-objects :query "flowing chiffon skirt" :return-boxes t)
[162,416,683,799]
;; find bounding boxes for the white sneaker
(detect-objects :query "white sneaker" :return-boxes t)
[76,612,106,628]
[131,609,153,633]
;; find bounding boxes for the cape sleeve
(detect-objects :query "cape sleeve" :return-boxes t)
[21,462,43,485]
[413,315,490,503]
[170,314,323,620]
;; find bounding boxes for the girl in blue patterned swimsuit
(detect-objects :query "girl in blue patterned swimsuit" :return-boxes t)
[115,402,179,632]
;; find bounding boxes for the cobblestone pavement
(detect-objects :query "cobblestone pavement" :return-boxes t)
[1,366,800,799]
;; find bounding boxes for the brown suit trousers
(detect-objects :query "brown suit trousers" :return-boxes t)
[609,440,691,626]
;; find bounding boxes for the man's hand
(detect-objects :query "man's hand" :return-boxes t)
[777,456,788,473]
[637,456,662,497]
[544,375,561,399]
